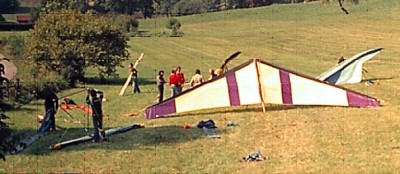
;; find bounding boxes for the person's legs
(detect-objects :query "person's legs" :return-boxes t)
[38,109,52,135]
[133,77,140,93]
[92,115,100,142]
[158,85,164,103]
[49,109,56,130]
[171,86,175,97]
[174,85,180,95]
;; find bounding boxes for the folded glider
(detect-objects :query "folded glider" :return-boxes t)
[317,48,383,85]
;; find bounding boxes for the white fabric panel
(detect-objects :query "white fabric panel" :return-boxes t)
[235,62,262,105]
[175,78,230,113]
[290,74,349,106]
[257,63,283,104]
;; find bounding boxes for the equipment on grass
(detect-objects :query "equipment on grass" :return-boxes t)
[49,124,144,150]
[145,59,380,119]
[202,127,220,138]
[12,133,42,154]
[119,53,144,96]
[317,48,383,85]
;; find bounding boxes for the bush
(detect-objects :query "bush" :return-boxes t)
[0,35,26,56]
[166,18,181,30]
[166,18,183,37]
[25,72,69,99]
[109,14,139,33]
[0,120,19,161]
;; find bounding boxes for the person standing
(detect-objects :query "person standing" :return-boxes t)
[129,63,141,94]
[86,88,105,142]
[14,78,22,104]
[169,70,179,97]
[208,69,217,81]
[175,66,185,93]
[38,89,59,135]
[156,70,166,103]
[189,69,204,87]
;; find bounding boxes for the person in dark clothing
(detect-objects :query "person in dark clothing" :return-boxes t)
[338,56,346,64]
[156,70,165,103]
[86,88,104,142]
[14,78,22,103]
[129,63,140,94]
[38,89,59,135]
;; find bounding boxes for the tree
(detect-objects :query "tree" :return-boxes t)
[0,0,20,13]
[135,0,154,18]
[172,0,207,16]
[40,0,88,13]
[0,113,21,161]
[153,0,180,16]
[28,9,129,87]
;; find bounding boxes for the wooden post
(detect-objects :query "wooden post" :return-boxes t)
[254,59,266,113]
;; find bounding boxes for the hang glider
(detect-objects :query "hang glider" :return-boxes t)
[12,133,42,154]
[145,59,380,119]
[49,124,144,150]
[317,48,383,85]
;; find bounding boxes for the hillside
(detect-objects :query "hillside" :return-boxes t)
[2,0,400,173]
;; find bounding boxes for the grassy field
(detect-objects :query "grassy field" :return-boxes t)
[1,0,400,173]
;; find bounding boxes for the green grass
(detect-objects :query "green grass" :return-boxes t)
[2,0,400,173]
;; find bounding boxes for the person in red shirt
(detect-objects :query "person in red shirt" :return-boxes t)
[175,66,185,93]
[169,69,179,97]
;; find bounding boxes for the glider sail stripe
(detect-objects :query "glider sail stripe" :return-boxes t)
[226,71,241,106]
[145,59,380,119]
[145,99,176,119]
[279,70,293,104]
[346,91,380,107]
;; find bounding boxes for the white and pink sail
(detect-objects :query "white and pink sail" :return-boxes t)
[145,59,380,119]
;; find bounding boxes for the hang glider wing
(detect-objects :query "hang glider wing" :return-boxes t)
[316,48,383,85]
[49,124,144,150]
[145,59,380,119]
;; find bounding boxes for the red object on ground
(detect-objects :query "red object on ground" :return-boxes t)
[61,103,72,110]
[182,124,191,129]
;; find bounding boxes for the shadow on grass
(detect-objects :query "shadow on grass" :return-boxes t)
[14,124,229,156]
[361,76,398,82]
[166,105,340,118]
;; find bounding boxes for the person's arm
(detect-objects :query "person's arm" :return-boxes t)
[86,95,90,105]
[189,76,194,87]
[168,76,173,85]
[97,91,104,101]
[156,75,160,84]
[54,94,59,110]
